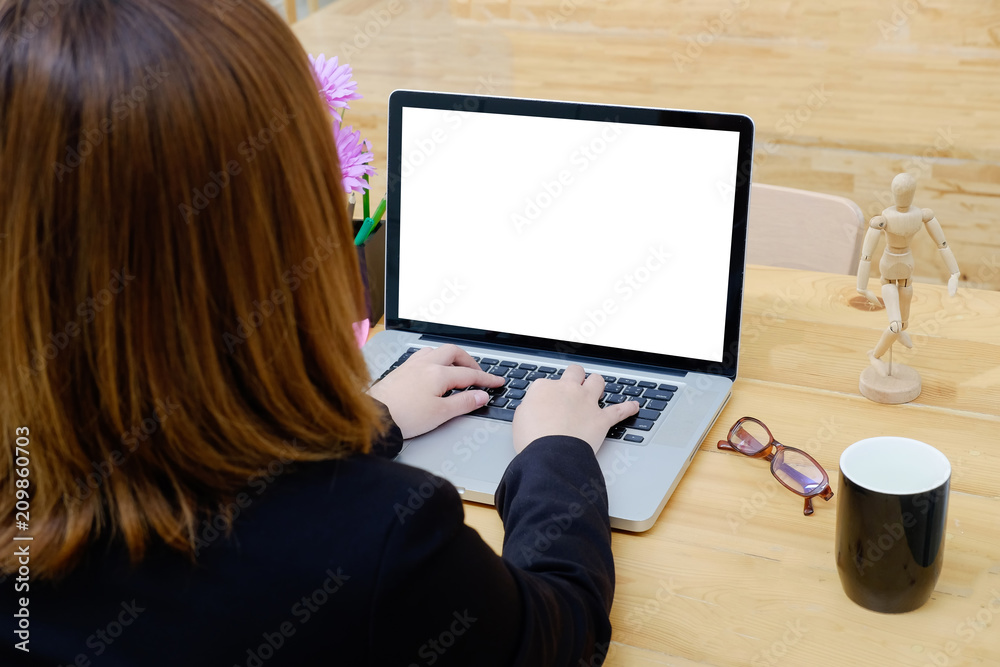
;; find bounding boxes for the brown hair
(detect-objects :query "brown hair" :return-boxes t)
[0,0,384,578]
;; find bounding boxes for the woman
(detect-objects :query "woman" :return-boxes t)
[0,0,639,664]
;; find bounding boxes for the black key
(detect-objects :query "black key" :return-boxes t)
[622,386,642,397]
[509,379,529,390]
[488,396,510,407]
[637,381,657,389]
[602,375,617,382]
[518,363,538,371]
[397,352,413,363]
[625,396,646,407]
[643,389,675,401]
[507,368,528,379]
[624,434,644,443]
[606,394,626,404]
[471,356,480,362]
[636,408,660,421]
[553,369,564,375]
[478,363,491,372]
[480,358,500,366]
[606,428,625,440]
[389,363,400,370]
[604,383,623,394]
[499,360,517,368]
[486,386,507,397]
[470,405,515,422]
[526,371,549,381]
[506,400,521,410]
[506,389,526,400]
[488,367,508,377]
[618,378,637,386]
[658,384,678,392]
[621,417,655,431]
[645,399,668,411]
[538,366,557,374]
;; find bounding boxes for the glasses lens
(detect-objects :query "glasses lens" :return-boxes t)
[731,420,770,455]
[773,449,826,495]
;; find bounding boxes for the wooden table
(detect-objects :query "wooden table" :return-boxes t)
[368,266,1000,666]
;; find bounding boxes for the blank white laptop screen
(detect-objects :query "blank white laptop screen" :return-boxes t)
[397,107,740,363]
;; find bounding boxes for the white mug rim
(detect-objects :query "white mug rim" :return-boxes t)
[840,436,951,495]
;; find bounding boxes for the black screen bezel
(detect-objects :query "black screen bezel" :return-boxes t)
[384,90,754,380]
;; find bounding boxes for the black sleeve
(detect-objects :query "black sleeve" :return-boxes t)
[368,399,404,459]
[494,436,614,666]
[367,436,613,667]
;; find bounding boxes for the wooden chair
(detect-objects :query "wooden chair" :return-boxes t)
[747,183,867,275]
[284,0,319,24]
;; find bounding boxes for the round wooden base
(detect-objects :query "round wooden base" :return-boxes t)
[859,363,921,404]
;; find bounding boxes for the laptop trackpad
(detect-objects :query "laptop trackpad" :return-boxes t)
[394,416,513,489]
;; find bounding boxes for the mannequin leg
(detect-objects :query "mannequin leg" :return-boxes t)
[898,281,914,348]
[872,282,903,359]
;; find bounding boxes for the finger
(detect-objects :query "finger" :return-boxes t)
[441,389,490,418]
[561,364,585,384]
[582,371,607,399]
[602,399,639,427]
[444,366,504,390]
[424,344,480,371]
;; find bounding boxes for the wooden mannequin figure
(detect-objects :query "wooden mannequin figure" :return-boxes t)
[856,173,960,404]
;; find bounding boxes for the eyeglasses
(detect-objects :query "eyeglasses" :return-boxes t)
[717,417,833,515]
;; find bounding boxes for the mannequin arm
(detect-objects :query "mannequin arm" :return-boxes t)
[923,208,960,295]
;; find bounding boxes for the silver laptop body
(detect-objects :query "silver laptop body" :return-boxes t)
[363,91,754,532]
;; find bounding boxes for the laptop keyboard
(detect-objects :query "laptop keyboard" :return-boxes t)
[376,347,679,444]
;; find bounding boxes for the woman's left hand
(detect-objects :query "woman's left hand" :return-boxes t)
[368,344,505,439]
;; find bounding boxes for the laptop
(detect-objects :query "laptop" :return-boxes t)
[362,90,754,531]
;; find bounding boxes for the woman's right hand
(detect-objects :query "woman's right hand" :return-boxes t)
[512,364,639,455]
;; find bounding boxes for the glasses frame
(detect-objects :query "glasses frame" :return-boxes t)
[717,416,834,516]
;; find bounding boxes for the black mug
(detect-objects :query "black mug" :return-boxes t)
[835,436,951,613]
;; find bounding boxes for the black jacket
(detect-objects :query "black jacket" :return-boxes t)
[2,420,614,666]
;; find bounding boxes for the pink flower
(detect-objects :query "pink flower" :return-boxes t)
[309,54,362,114]
[334,123,376,193]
